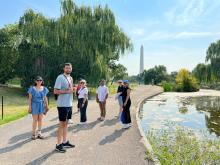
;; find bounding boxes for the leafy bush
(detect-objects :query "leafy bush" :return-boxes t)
[162,82,174,92]
[201,82,220,90]
[147,128,220,165]
[175,69,200,92]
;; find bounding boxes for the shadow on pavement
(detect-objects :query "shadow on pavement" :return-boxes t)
[50,117,58,122]
[99,128,126,145]
[100,118,119,127]
[49,120,101,137]
[71,120,100,133]
[0,138,32,154]
[9,124,58,144]
[26,150,57,165]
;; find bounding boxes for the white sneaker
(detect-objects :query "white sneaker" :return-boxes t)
[68,119,74,124]
[123,124,130,129]
[78,122,87,125]
[123,124,129,129]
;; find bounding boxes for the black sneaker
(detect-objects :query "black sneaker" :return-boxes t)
[62,141,75,148]
[55,144,66,153]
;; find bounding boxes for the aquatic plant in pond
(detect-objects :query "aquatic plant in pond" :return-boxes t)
[146,126,220,165]
[140,94,220,138]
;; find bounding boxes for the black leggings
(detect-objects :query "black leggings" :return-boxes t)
[123,100,131,124]
[78,98,88,122]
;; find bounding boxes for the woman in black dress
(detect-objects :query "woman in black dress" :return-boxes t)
[121,80,131,129]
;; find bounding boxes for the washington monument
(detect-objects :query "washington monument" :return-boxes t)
[140,45,144,74]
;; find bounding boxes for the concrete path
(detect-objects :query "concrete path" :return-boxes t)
[0,85,162,165]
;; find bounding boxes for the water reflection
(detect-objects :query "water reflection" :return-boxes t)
[187,97,220,137]
[140,95,220,138]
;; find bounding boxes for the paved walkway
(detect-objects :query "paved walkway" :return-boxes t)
[0,85,162,165]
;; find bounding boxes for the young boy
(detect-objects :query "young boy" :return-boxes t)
[96,79,109,121]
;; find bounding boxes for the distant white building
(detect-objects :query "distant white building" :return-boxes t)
[140,45,144,74]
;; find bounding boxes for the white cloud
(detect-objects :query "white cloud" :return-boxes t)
[174,31,220,39]
[131,28,145,37]
[165,0,204,25]
[165,0,220,26]
[137,31,220,42]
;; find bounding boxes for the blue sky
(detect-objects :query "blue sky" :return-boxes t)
[1,0,220,75]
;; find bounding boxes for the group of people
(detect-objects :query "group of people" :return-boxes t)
[27,63,132,153]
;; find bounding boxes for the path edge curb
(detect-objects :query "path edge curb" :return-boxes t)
[135,91,163,165]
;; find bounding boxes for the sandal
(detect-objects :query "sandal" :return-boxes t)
[37,134,44,139]
[31,134,36,140]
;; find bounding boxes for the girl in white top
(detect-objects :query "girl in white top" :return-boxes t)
[78,79,88,124]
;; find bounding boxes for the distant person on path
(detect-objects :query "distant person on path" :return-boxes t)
[116,80,124,118]
[76,79,82,113]
[28,76,49,140]
[78,79,88,124]
[121,80,132,129]
[54,63,75,153]
[96,79,109,121]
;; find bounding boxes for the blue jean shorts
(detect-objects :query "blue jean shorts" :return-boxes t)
[118,96,123,107]
[31,102,45,115]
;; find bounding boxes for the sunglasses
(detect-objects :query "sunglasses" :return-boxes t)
[36,80,42,82]
[80,82,85,84]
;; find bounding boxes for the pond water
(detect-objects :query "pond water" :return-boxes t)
[139,93,220,139]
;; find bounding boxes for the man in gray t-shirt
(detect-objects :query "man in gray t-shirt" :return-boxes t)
[54,63,75,153]
[54,74,73,107]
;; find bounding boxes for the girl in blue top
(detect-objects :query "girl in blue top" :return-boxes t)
[28,76,49,140]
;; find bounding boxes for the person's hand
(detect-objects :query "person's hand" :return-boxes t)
[73,86,77,92]
[124,102,127,107]
[44,107,49,115]
[82,103,85,108]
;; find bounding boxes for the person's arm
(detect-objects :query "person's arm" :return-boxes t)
[73,85,77,96]
[54,76,72,95]
[105,87,109,100]
[96,93,99,103]
[124,89,131,106]
[28,93,32,113]
[44,96,49,113]
[105,93,109,100]
[82,89,88,107]
[103,88,109,104]
[54,88,72,94]
[96,88,99,103]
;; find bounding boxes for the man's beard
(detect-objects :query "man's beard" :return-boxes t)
[65,71,71,75]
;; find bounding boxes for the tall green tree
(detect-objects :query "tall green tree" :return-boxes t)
[14,0,132,88]
[206,41,220,81]
[0,24,19,84]
[144,65,167,85]
[109,63,128,81]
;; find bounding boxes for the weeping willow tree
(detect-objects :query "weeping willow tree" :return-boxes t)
[206,40,220,81]
[15,0,132,88]
[0,24,19,84]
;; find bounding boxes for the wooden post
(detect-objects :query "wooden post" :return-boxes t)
[1,96,3,120]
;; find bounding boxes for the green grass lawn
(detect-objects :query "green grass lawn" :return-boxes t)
[0,86,56,125]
